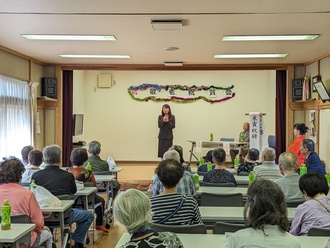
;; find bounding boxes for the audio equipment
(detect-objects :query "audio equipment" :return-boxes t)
[42,77,57,99]
[292,78,303,102]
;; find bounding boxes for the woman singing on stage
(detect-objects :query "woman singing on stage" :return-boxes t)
[157,104,175,158]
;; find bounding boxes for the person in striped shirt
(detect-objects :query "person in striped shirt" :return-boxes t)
[150,159,202,225]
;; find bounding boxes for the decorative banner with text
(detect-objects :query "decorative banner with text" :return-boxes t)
[128,84,235,103]
[249,112,268,152]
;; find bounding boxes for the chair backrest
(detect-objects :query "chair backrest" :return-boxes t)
[220,138,235,142]
[200,193,243,207]
[308,227,330,236]
[21,182,30,187]
[151,223,207,234]
[11,214,30,224]
[200,182,235,187]
[197,171,207,176]
[11,214,31,247]
[93,171,113,175]
[238,172,249,176]
[56,194,71,200]
[213,221,246,234]
[285,200,305,208]
[268,135,276,150]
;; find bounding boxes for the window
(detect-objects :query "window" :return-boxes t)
[0,75,32,159]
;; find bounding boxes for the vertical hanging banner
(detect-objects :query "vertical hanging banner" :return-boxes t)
[249,112,268,152]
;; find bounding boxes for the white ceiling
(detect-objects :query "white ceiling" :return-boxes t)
[1,0,329,65]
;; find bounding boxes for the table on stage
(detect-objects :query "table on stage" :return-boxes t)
[0,223,36,248]
[199,206,296,224]
[197,186,248,197]
[94,174,116,210]
[187,140,248,164]
[40,200,75,248]
[115,233,329,248]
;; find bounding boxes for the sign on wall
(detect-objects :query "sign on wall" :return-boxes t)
[128,83,235,103]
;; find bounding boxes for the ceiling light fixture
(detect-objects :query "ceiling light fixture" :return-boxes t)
[164,61,183,66]
[214,54,287,59]
[59,54,131,59]
[151,19,183,30]
[222,35,319,41]
[22,34,117,41]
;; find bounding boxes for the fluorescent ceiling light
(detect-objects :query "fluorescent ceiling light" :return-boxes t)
[59,54,131,59]
[222,35,318,41]
[214,54,287,59]
[22,34,117,41]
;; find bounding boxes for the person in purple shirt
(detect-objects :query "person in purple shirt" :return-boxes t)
[290,172,330,236]
[300,139,326,175]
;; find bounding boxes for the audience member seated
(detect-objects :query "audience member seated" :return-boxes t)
[0,158,53,248]
[300,139,326,175]
[290,172,330,236]
[86,140,109,172]
[228,179,300,248]
[86,140,121,197]
[168,145,191,173]
[152,150,196,196]
[203,148,237,186]
[197,150,215,172]
[21,145,34,169]
[114,189,183,248]
[22,149,43,184]
[287,123,309,168]
[150,159,202,225]
[32,145,94,248]
[237,148,261,175]
[68,147,109,233]
[230,122,250,164]
[274,152,305,202]
[253,147,282,181]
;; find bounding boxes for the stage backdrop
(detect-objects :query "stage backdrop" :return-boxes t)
[73,70,276,162]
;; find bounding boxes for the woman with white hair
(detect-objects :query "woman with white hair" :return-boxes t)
[114,189,183,248]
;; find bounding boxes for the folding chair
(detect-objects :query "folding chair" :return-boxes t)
[200,193,243,207]
[151,223,207,234]
[200,182,235,187]
[213,221,246,234]
[308,227,330,236]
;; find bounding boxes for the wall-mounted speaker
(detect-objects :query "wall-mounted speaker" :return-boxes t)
[42,77,57,99]
[292,78,303,102]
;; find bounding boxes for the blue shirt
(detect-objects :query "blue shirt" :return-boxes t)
[152,171,196,196]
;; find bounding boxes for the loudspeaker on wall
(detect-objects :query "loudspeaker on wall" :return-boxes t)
[42,77,57,99]
[292,78,303,102]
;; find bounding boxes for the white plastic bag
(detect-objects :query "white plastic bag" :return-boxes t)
[31,186,62,207]
[107,155,116,170]
[76,180,84,191]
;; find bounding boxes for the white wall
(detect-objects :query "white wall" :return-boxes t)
[73,70,276,161]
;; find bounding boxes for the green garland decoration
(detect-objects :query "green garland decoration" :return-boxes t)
[128,84,235,104]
